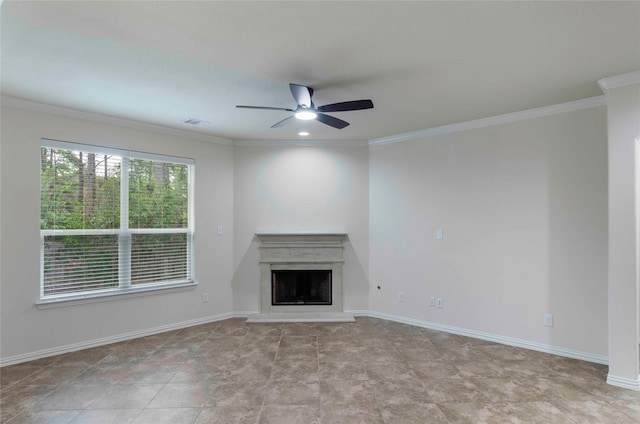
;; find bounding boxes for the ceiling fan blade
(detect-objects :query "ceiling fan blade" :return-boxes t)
[316,113,349,129]
[236,105,294,112]
[271,116,295,128]
[289,83,313,108]
[317,99,374,112]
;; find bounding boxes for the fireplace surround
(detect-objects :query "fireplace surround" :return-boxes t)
[247,233,355,322]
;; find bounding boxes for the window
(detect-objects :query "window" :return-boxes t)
[40,139,194,302]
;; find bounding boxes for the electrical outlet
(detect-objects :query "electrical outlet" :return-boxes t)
[429,296,436,306]
[202,292,209,303]
[398,292,405,302]
[437,298,443,308]
[544,313,553,327]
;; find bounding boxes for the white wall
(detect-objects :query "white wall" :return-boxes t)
[0,100,612,364]
[369,107,608,356]
[0,105,235,361]
[604,81,640,384]
[232,145,369,314]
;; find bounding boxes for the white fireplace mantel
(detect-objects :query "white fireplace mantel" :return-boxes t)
[247,233,355,323]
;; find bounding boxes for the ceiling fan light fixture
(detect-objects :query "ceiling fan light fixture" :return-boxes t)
[237,83,373,129]
[294,110,317,120]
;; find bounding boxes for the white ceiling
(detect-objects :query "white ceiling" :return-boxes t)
[2,1,639,143]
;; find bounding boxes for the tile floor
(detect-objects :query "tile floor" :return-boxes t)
[1,317,639,423]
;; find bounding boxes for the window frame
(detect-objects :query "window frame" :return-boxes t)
[38,139,196,306]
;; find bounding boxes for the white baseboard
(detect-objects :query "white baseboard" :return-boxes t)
[345,309,370,317]
[361,310,609,365]
[233,310,259,318]
[1,308,611,369]
[607,374,640,391]
[0,312,234,367]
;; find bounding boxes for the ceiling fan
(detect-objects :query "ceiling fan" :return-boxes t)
[236,83,374,129]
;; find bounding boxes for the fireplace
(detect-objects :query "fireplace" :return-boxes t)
[247,233,354,322]
[272,270,332,305]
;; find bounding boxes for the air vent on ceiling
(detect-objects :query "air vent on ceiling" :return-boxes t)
[183,118,210,127]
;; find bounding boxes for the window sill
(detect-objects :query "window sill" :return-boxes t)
[35,281,198,309]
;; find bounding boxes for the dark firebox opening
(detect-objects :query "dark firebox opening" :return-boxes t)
[272,270,332,305]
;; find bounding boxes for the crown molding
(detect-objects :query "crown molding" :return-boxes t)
[233,139,369,148]
[1,95,233,146]
[368,95,606,147]
[2,93,611,149]
[598,71,640,93]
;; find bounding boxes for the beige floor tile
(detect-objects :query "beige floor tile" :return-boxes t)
[455,359,516,379]
[146,383,213,408]
[208,380,267,407]
[321,402,384,424]
[424,377,489,403]
[194,406,261,424]
[69,409,141,424]
[476,344,529,361]
[319,360,368,381]
[320,380,376,406]
[69,364,133,385]
[131,408,201,424]
[282,323,323,337]
[21,365,88,386]
[408,360,461,379]
[119,363,180,384]
[0,365,42,387]
[365,361,419,382]
[88,383,164,409]
[379,402,448,424]
[490,401,576,424]
[263,381,320,405]
[608,399,640,421]
[4,409,81,424]
[259,405,320,424]
[270,359,319,382]
[35,384,108,410]
[371,380,432,405]
[437,401,509,424]
[397,346,444,362]
[552,399,640,424]
[1,384,58,414]
[5,317,639,424]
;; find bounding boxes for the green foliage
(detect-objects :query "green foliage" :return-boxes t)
[40,149,189,230]
[129,159,189,229]
[40,148,121,230]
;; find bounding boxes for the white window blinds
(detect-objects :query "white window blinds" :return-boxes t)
[40,139,194,301]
